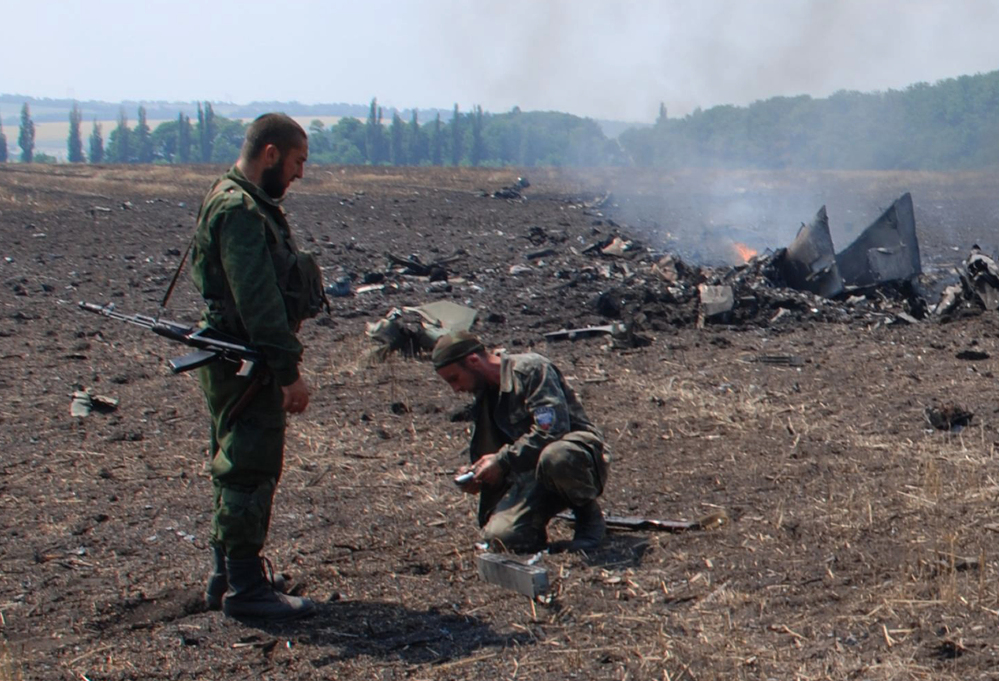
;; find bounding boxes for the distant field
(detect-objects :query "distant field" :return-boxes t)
[10,115,344,161]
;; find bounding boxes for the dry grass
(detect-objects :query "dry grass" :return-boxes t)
[0,639,23,681]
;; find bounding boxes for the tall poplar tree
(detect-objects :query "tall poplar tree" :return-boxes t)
[365,97,385,164]
[470,105,484,167]
[18,103,34,163]
[408,110,427,165]
[431,113,442,166]
[177,112,192,163]
[107,108,131,163]
[89,120,104,163]
[67,103,85,163]
[450,104,461,166]
[390,112,405,165]
[135,106,153,163]
[197,102,215,162]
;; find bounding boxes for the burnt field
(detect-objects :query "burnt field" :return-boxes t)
[4,163,999,680]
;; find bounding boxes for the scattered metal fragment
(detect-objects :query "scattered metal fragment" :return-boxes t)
[963,246,999,311]
[544,323,624,342]
[698,284,734,321]
[366,302,478,362]
[70,390,119,417]
[524,247,557,261]
[554,509,728,533]
[476,553,549,598]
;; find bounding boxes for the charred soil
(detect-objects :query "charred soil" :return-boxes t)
[4,164,999,679]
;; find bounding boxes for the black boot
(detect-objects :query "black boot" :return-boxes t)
[568,500,606,551]
[205,544,228,611]
[206,547,290,611]
[222,557,315,621]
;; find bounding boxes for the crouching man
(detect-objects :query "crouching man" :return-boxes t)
[433,332,609,552]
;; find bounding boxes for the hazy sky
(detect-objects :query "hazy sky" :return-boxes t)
[7,0,999,122]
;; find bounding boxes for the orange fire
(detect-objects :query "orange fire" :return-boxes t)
[732,242,758,263]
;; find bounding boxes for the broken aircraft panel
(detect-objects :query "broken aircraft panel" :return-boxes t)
[835,193,920,288]
[777,206,844,298]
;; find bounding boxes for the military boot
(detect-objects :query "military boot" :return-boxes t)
[568,500,606,551]
[205,544,228,611]
[205,546,290,611]
[222,557,315,621]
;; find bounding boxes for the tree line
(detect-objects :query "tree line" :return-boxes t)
[6,70,999,169]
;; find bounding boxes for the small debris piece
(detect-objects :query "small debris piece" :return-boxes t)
[601,236,631,257]
[964,245,999,311]
[524,248,557,261]
[747,354,805,367]
[925,403,973,431]
[544,323,623,342]
[476,553,549,598]
[554,509,728,532]
[956,350,990,361]
[70,390,119,417]
[71,391,92,417]
[698,284,734,319]
[325,276,352,297]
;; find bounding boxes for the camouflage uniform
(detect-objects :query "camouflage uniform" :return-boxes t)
[191,166,308,560]
[468,352,608,551]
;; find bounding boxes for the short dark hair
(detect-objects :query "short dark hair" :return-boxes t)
[241,113,307,161]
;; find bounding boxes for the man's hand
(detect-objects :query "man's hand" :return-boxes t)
[471,453,505,486]
[455,465,481,495]
[281,376,310,414]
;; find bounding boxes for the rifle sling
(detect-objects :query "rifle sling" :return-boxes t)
[157,233,197,321]
[224,368,272,430]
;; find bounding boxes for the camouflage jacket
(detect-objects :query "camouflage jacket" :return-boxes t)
[190,166,303,387]
[471,352,603,474]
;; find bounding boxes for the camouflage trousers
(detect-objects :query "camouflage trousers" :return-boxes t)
[482,431,607,552]
[198,362,285,560]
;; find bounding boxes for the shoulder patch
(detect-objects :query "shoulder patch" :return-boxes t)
[534,406,556,431]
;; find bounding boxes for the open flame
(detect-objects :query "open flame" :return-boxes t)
[732,242,758,263]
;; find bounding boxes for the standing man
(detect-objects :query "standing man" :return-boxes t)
[433,332,609,553]
[191,113,326,620]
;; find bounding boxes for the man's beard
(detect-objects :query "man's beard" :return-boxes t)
[260,159,286,199]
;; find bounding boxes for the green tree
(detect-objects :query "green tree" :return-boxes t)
[177,112,192,163]
[88,120,104,163]
[135,106,153,163]
[209,117,246,163]
[390,112,405,164]
[365,97,385,164]
[106,108,131,163]
[430,113,442,166]
[450,104,462,166]
[0,113,7,163]
[308,119,332,157]
[197,102,215,162]
[408,110,428,165]
[18,103,34,163]
[327,116,366,164]
[150,119,178,162]
[68,103,85,163]
[470,105,485,167]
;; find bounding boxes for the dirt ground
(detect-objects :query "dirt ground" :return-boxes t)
[4,163,999,680]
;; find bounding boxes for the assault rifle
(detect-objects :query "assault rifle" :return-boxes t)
[78,301,262,376]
